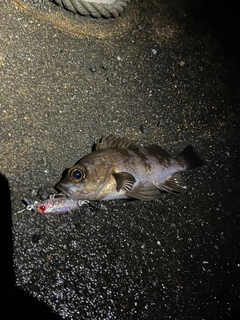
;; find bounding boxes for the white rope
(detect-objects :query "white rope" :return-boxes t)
[54,0,130,18]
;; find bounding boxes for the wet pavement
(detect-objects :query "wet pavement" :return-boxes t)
[1,0,240,319]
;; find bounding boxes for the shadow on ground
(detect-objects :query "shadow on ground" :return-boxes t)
[0,173,62,319]
[1,0,240,319]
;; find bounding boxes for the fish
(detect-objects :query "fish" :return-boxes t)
[24,196,88,214]
[56,136,204,201]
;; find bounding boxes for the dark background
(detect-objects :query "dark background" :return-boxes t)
[1,0,240,319]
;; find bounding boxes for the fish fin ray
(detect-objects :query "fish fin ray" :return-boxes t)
[177,145,204,170]
[145,144,171,157]
[112,172,136,192]
[157,173,187,193]
[126,181,161,200]
[95,136,139,151]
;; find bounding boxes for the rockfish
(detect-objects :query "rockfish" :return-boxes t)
[56,136,204,201]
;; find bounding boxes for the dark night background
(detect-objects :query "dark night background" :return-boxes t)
[1,0,240,319]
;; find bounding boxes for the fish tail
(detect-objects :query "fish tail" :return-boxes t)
[177,146,204,170]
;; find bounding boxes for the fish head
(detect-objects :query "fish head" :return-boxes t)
[55,151,118,200]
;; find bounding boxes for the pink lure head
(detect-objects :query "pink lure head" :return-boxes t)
[34,197,84,214]
[37,204,47,213]
[25,196,87,214]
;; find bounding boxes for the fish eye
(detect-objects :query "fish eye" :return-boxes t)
[69,166,86,182]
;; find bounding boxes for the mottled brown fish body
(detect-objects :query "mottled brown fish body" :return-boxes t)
[56,137,204,201]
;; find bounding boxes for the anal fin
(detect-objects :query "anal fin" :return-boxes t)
[160,173,187,193]
[126,181,162,200]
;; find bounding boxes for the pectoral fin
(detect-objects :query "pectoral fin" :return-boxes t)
[112,172,136,192]
[126,181,161,200]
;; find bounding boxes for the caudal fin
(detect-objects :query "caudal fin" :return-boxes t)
[178,145,204,170]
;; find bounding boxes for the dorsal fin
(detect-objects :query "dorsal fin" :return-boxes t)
[145,144,171,157]
[95,136,139,151]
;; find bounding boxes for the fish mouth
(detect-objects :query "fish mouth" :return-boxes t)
[54,183,71,198]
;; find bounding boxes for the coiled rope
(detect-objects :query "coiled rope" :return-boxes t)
[53,0,130,18]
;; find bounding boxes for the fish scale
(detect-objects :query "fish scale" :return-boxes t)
[56,136,204,201]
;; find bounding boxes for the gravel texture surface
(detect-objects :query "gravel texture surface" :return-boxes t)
[1,0,240,319]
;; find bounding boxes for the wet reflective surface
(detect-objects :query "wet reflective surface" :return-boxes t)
[1,0,240,318]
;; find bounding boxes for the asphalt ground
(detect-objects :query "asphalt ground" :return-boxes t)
[1,0,240,319]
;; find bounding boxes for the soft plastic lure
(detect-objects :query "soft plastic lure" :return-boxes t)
[24,196,88,214]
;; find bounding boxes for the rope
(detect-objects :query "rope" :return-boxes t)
[53,0,130,18]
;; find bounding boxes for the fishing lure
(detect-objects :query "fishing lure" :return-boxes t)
[24,196,88,214]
